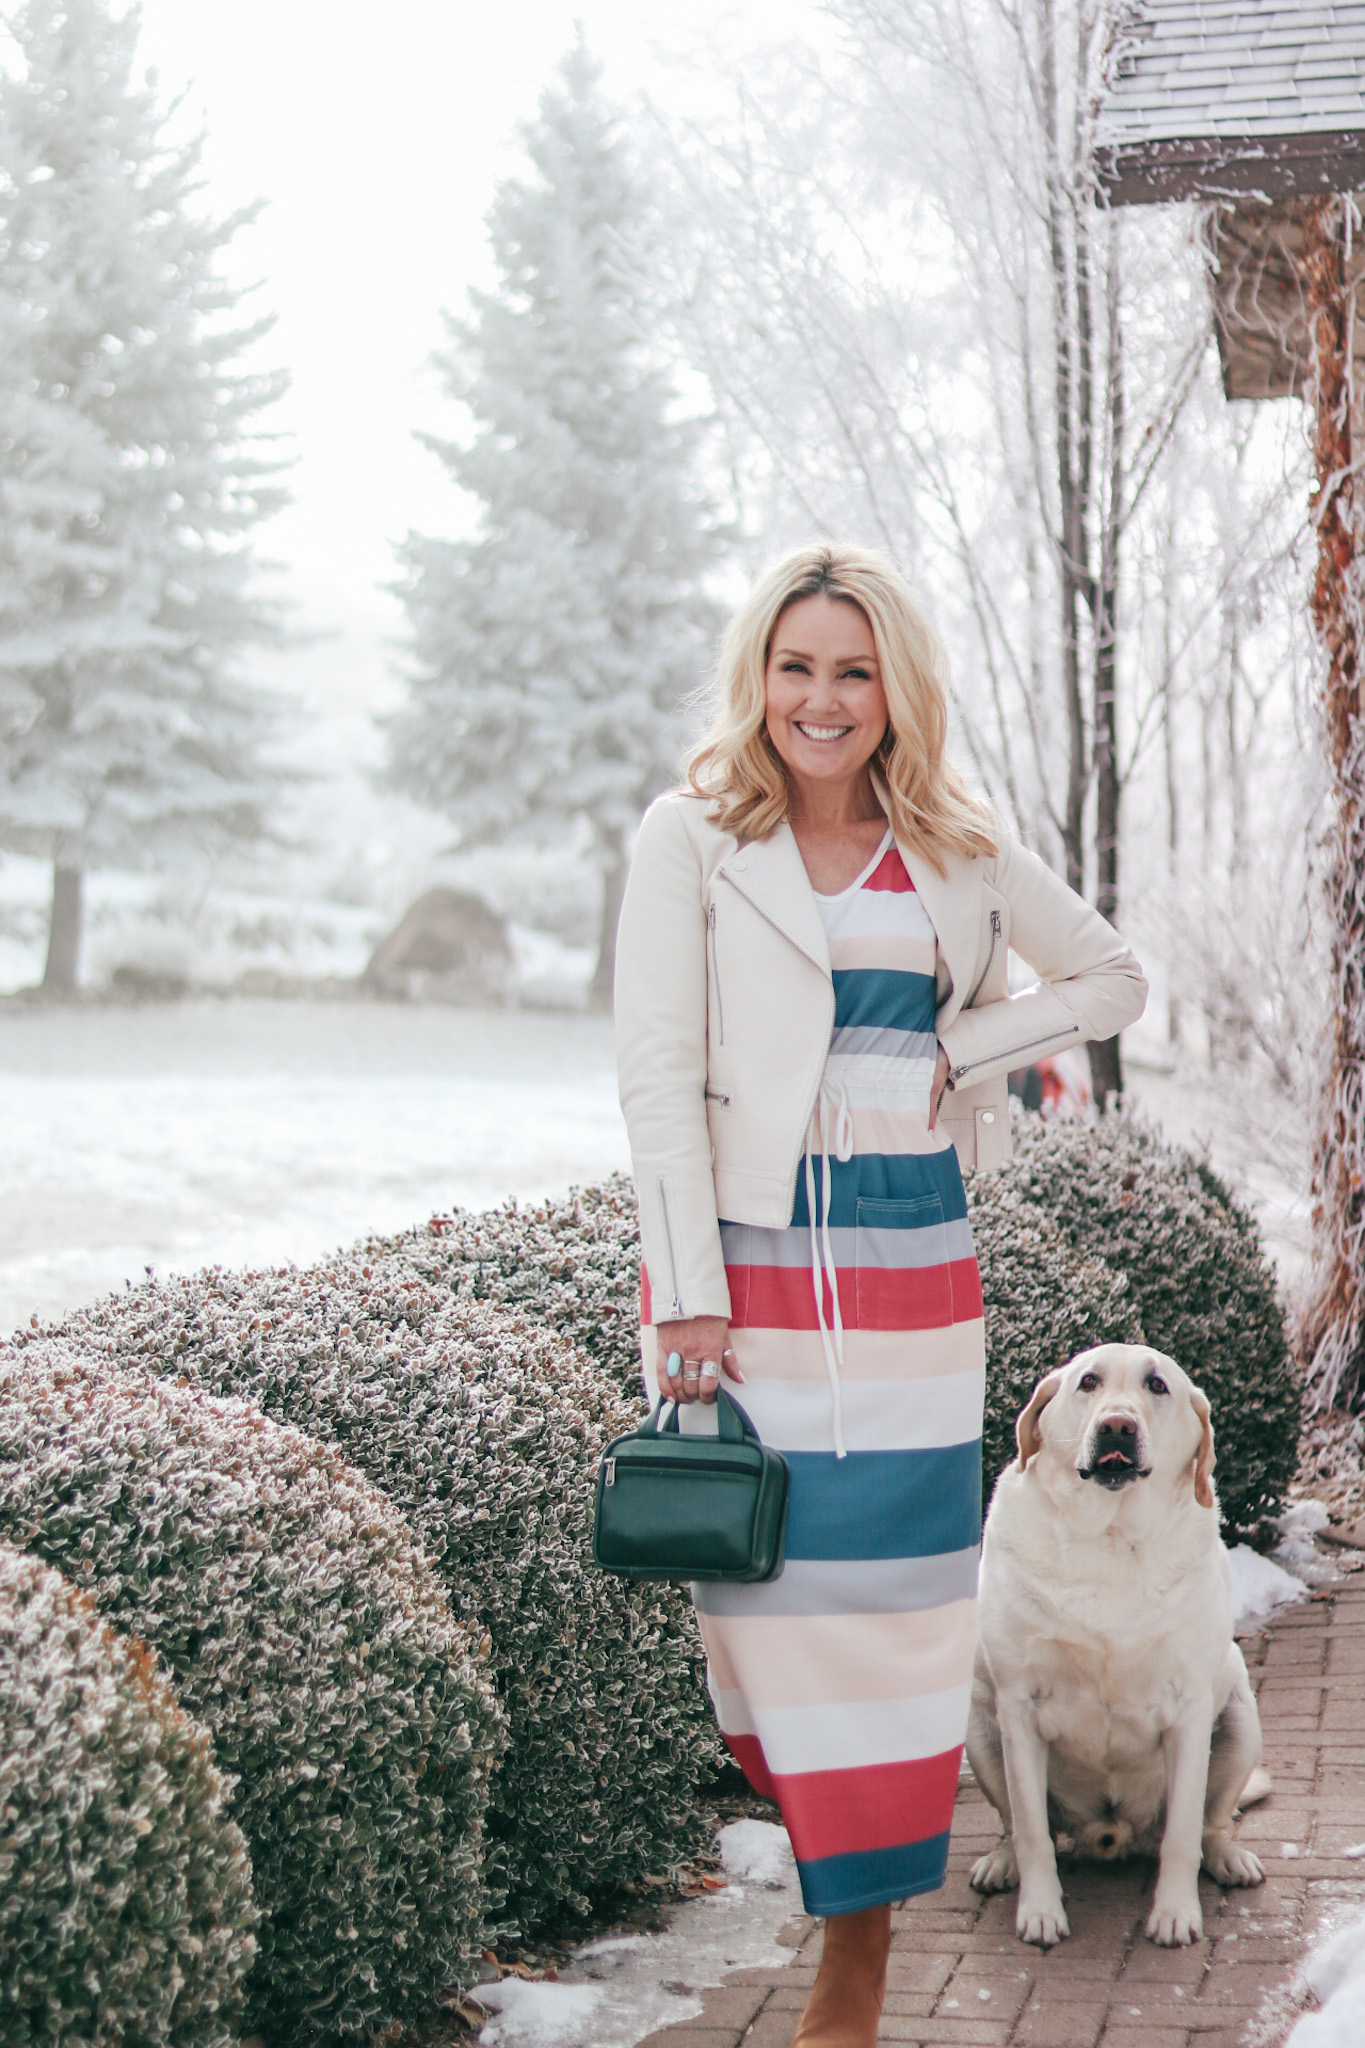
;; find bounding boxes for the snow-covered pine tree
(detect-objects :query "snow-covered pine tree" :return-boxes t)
[388,39,722,999]
[0,0,290,993]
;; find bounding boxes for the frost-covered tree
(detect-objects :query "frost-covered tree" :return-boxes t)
[388,39,721,999]
[0,0,290,994]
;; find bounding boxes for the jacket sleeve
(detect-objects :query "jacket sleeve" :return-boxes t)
[935,829,1148,1091]
[614,796,732,1324]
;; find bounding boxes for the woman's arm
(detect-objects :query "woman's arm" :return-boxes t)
[935,830,1148,1092]
[614,796,733,1327]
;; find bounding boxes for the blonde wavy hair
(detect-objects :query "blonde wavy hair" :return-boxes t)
[687,542,996,875]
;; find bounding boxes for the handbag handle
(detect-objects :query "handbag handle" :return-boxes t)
[646,1387,759,1444]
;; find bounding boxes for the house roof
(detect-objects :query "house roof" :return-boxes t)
[1098,2,1365,202]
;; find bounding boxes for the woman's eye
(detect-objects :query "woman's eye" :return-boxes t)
[1078,1372,1099,1392]
[780,661,809,673]
[841,667,871,680]
[1146,1376,1169,1396]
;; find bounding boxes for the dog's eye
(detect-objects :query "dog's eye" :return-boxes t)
[1078,1371,1099,1392]
[1146,1375,1169,1396]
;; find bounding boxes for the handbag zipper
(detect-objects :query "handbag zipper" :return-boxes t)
[657,1173,684,1319]
[613,1455,757,1477]
[708,901,725,1044]
[964,909,1002,1010]
[949,1020,1081,1086]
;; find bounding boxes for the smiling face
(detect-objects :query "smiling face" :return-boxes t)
[763,594,890,803]
[1016,1344,1216,1510]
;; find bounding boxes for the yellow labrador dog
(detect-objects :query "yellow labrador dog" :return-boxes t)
[967,1343,1268,1949]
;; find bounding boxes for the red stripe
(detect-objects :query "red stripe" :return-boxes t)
[864,847,914,893]
[640,1260,652,1325]
[724,1732,779,1803]
[773,1749,962,1862]
[735,1258,982,1331]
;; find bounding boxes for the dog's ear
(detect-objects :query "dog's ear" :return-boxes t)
[1016,1370,1064,1472]
[1189,1386,1216,1509]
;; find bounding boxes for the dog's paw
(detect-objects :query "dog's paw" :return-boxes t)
[969,1843,1019,1893]
[1146,1896,1203,1946]
[1203,1837,1265,1889]
[1016,1894,1069,1947]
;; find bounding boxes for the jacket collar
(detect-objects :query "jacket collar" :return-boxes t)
[715,773,985,1012]
[716,822,830,975]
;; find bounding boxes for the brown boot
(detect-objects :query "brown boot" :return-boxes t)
[791,1902,892,2048]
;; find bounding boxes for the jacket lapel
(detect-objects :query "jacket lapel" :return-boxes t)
[900,840,983,1028]
[717,822,831,976]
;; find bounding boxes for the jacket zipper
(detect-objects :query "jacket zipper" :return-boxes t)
[949,1020,1081,1086]
[657,1173,684,1319]
[705,1088,731,1107]
[708,902,725,1045]
[964,910,1002,1010]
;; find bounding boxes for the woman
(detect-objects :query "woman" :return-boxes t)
[614,543,1146,2048]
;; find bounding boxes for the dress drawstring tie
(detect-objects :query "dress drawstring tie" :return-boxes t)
[804,1077,854,1459]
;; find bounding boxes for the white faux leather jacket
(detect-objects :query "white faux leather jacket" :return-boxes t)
[614,785,1148,1324]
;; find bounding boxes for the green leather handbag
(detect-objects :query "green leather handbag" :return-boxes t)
[592,1389,790,1584]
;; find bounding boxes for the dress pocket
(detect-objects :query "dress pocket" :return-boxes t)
[854,1195,954,1331]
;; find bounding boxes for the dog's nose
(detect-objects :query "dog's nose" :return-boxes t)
[1096,1414,1136,1437]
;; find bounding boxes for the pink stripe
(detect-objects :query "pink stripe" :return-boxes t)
[736,1259,983,1331]
[864,847,914,893]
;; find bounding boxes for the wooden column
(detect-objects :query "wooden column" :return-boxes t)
[1300,194,1365,1409]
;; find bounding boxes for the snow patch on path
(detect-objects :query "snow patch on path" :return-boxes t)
[475,1821,799,2048]
[1226,1544,1308,1632]
[1287,1908,1365,2045]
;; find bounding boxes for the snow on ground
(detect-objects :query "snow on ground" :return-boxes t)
[1226,1544,1309,1633]
[1287,1908,1365,2045]
[473,1822,799,2048]
[0,999,629,1336]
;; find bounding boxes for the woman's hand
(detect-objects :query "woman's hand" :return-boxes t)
[927,1042,951,1131]
[654,1316,745,1405]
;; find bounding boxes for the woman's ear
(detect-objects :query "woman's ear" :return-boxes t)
[1190,1386,1216,1509]
[1016,1370,1064,1472]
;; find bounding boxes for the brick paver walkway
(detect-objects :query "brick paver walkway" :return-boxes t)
[642,1583,1365,2048]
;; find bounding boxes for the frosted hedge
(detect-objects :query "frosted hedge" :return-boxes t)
[0,1346,499,2043]
[48,1273,719,1936]
[0,1542,257,2048]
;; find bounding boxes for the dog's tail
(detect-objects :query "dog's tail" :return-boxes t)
[1238,1765,1273,1808]
[1079,1817,1135,1860]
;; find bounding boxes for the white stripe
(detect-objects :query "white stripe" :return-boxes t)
[823,890,937,943]
[712,1682,972,1773]
[705,1370,984,1452]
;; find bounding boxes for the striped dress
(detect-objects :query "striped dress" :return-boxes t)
[671,832,985,1917]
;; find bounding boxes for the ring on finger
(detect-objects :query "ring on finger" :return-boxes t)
[666,1351,683,1380]
[700,1360,720,1381]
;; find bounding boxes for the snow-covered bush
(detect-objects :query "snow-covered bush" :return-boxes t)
[1004,1112,1299,1534]
[361,1174,645,1402]
[45,1267,718,1936]
[965,1176,1143,1504]
[0,1542,257,2048]
[0,1345,499,2043]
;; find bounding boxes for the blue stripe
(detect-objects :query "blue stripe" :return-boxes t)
[832,967,937,1031]
[796,1833,951,1915]
[784,1442,982,1560]
[790,1146,969,1228]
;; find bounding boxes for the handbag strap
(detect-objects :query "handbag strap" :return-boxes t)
[645,1388,759,1445]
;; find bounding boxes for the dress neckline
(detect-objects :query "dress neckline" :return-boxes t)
[811,827,894,904]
